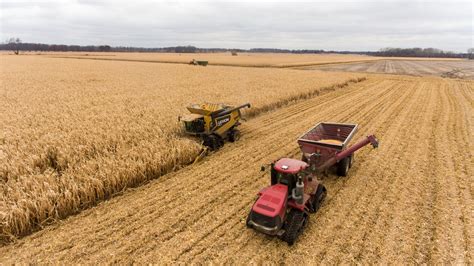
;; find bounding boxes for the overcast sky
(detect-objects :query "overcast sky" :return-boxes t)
[0,0,472,52]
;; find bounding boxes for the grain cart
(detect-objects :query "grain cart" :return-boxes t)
[179,103,251,150]
[246,122,379,245]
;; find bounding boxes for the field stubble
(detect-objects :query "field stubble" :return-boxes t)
[306,60,474,79]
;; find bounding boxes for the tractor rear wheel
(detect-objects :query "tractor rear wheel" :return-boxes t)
[337,157,350,176]
[310,184,327,213]
[228,129,241,142]
[281,209,307,245]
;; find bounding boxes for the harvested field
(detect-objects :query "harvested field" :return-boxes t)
[17,51,459,68]
[0,55,364,242]
[0,74,472,264]
[303,59,474,79]
[44,52,383,67]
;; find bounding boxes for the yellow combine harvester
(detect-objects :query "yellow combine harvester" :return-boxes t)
[179,102,251,150]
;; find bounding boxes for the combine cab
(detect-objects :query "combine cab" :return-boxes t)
[246,122,379,245]
[179,102,251,150]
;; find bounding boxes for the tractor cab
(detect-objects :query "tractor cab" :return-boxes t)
[271,158,309,190]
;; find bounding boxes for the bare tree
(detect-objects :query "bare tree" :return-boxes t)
[6,37,21,54]
[468,48,474,59]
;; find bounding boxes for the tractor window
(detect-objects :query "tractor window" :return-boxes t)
[275,172,296,189]
[271,166,277,185]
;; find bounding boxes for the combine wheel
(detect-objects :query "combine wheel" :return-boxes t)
[203,134,223,150]
[228,129,241,142]
[281,209,307,245]
[337,157,350,176]
[310,184,327,213]
[217,137,224,148]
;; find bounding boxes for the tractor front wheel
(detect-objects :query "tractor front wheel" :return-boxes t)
[281,209,307,245]
[245,211,252,228]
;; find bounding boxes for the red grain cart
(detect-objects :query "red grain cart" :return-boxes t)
[298,122,375,176]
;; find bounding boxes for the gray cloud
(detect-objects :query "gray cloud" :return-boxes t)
[1,0,472,52]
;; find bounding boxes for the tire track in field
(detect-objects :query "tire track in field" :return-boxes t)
[354,81,437,263]
[439,80,473,263]
[321,82,426,262]
[311,60,474,79]
[427,81,467,263]
[283,79,426,264]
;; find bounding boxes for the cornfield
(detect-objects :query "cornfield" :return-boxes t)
[44,52,384,67]
[0,55,364,242]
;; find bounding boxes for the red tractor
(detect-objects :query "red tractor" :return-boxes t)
[246,122,379,245]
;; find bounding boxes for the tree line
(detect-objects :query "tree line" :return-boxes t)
[2,38,472,59]
[370,47,472,58]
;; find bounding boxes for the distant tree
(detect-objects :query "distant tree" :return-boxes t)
[468,48,474,59]
[99,45,111,52]
[6,37,21,54]
[174,46,197,53]
[376,47,463,58]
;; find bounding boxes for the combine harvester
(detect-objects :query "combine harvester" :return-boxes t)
[189,59,209,66]
[246,122,379,245]
[179,102,251,154]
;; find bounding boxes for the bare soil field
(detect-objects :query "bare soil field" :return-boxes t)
[304,59,474,79]
[0,72,472,263]
[0,55,364,242]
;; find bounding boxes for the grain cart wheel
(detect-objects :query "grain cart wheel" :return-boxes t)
[349,154,354,168]
[310,184,327,213]
[337,157,350,176]
[281,209,307,245]
[228,129,241,142]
